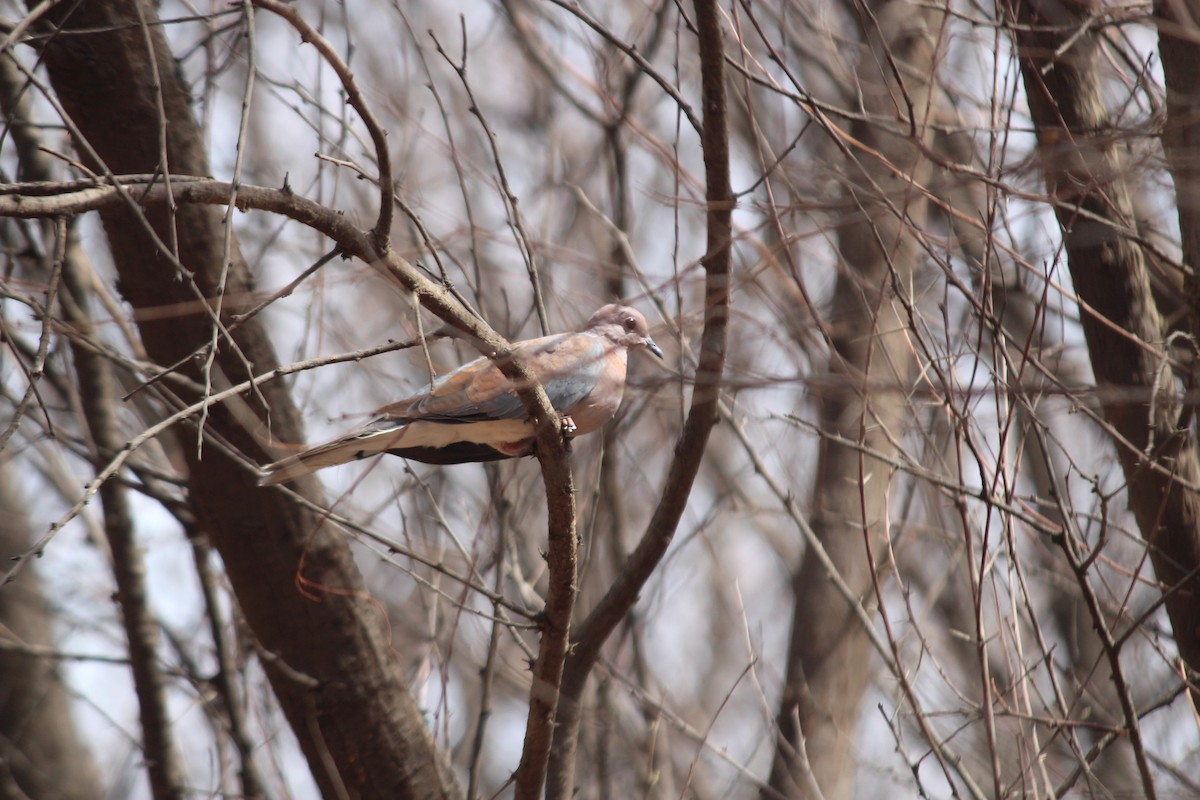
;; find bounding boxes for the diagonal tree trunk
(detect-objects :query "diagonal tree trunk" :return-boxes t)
[1012,0,1200,703]
[26,3,461,797]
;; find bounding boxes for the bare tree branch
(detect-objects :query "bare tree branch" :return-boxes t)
[251,0,394,252]
[545,1,732,795]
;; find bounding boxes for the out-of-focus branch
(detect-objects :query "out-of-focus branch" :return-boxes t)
[540,0,702,134]
[0,466,102,800]
[430,26,549,335]
[59,222,187,800]
[189,532,265,800]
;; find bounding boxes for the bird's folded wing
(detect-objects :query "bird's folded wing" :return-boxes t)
[259,330,611,486]
[381,332,607,422]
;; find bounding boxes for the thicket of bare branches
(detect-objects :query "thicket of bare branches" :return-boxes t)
[1,0,1199,798]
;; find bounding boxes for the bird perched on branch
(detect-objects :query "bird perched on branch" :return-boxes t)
[259,304,664,485]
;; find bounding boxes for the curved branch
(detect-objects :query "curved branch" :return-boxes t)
[0,174,569,443]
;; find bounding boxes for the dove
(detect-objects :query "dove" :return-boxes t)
[260,304,663,485]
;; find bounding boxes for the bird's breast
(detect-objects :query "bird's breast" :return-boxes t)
[564,350,628,435]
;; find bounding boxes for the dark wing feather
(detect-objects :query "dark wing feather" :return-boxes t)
[384,442,522,464]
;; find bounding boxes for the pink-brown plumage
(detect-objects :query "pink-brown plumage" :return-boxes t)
[260,305,662,485]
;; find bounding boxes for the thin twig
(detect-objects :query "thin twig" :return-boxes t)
[430,22,549,335]
[251,0,393,250]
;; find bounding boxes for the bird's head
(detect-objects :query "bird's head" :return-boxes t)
[586,304,664,359]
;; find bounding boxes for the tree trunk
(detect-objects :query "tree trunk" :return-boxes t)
[1014,0,1200,703]
[29,3,461,797]
[768,2,940,797]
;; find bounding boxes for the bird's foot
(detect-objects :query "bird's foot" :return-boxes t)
[560,416,578,437]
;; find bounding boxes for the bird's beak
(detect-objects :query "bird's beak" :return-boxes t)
[645,337,665,360]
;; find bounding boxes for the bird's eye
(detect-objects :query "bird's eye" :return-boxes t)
[624,317,637,330]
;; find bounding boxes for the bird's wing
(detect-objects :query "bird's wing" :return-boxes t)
[258,331,611,486]
[380,332,607,422]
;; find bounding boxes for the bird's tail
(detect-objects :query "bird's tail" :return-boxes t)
[258,421,407,486]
